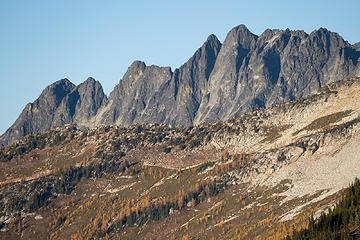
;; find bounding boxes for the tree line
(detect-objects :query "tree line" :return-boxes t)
[286,178,360,240]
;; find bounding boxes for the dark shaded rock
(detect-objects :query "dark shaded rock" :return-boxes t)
[194,26,360,124]
[195,25,259,123]
[0,78,106,146]
[167,33,222,125]
[96,34,222,126]
[60,77,107,125]
[96,61,173,126]
[354,42,360,50]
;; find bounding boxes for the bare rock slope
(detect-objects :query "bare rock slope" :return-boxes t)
[204,76,360,220]
[0,78,106,146]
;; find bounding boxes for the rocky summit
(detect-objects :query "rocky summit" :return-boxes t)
[1,24,359,146]
[0,78,106,146]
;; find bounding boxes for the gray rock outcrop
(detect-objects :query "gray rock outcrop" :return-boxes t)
[1,25,359,146]
[195,26,360,123]
[0,78,106,146]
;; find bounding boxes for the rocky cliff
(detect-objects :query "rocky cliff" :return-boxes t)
[1,25,359,146]
[93,34,222,127]
[0,78,106,146]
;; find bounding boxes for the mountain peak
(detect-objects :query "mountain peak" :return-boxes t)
[203,34,221,50]
[84,77,96,83]
[52,78,73,86]
[310,27,343,40]
[41,78,76,100]
[1,25,359,146]
[129,60,146,69]
[78,77,104,91]
[206,34,219,42]
[232,24,250,32]
[57,77,70,82]
[223,24,258,50]
[80,77,104,90]
[310,27,331,37]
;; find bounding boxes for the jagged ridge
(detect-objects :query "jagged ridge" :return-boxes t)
[1,25,359,146]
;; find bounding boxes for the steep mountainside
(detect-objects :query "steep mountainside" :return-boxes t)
[93,34,222,127]
[195,26,360,123]
[0,78,106,146]
[1,25,359,146]
[354,42,360,50]
[0,77,359,239]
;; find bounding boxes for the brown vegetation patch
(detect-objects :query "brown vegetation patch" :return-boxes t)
[293,110,353,136]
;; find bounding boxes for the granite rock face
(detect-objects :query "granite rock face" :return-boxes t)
[94,61,173,126]
[194,26,360,124]
[354,42,360,50]
[64,77,107,126]
[1,25,359,145]
[94,34,222,127]
[167,34,222,126]
[0,78,106,146]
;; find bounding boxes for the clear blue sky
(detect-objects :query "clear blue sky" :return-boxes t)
[1,0,359,135]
